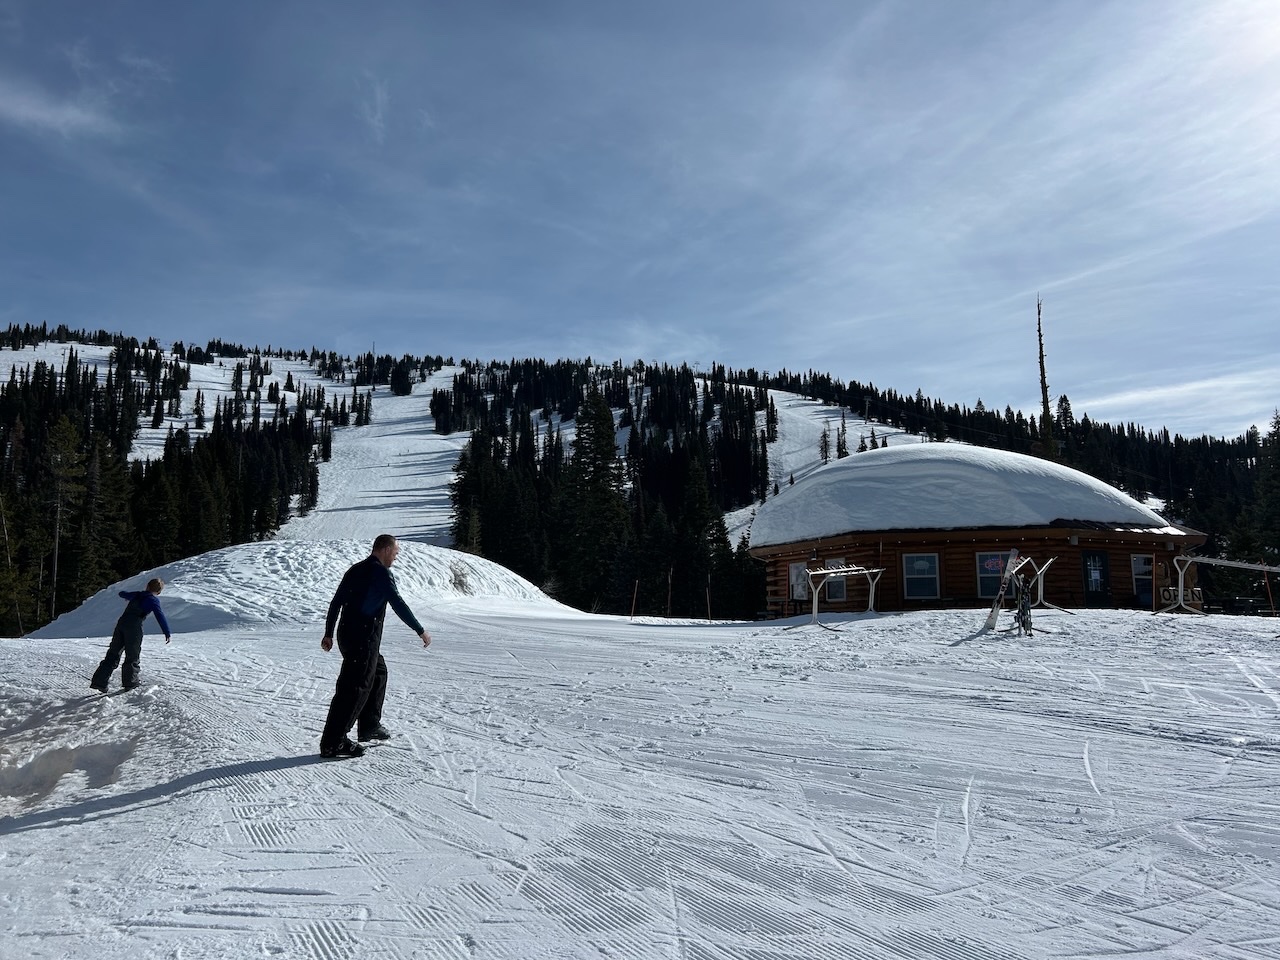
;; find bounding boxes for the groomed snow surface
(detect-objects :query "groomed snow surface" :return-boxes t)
[2,358,1279,959]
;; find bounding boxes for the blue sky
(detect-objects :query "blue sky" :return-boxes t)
[2,1,1278,439]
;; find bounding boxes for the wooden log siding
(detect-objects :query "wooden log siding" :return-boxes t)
[752,526,1205,614]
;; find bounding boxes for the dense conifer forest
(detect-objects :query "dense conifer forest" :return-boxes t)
[3,323,1276,634]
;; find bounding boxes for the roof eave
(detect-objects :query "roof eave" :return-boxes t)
[749,521,1207,555]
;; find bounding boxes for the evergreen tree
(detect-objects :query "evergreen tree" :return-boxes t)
[70,437,133,600]
[300,460,321,516]
[0,490,23,634]
[755,429,770,503]
[1251,412,1280,564]
[555,387,628,611]
[671,456,730,617]
[45,416,87,620]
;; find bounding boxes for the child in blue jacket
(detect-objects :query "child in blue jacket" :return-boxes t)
[90,578,173,691]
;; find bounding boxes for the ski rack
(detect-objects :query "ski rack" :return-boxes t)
[1156,555,1280,615]
[792,564,886,632]
[1022,556,1074,615]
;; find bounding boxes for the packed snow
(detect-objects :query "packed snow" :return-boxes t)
[2,351,1279,959]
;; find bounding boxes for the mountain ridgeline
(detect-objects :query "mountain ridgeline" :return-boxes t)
[2,322,1277,634]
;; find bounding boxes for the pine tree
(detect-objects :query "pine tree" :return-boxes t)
[70,437,132,599]
[0,490,23,634]
[45,416,87,620]
[556,387,628,611]
[1251,412,1280,565]
[300,460,320,515]
[671,455,730,617]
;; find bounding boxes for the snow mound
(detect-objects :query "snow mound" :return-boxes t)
[30,539,563,639]
[750,442,1173,547]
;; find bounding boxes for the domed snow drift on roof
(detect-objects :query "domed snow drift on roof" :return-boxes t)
[749,442,1175,549]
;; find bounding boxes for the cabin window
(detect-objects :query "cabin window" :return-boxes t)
[976,551,1009,598]
[825,558,847,601]
[789,561,809,601]
[903,553,939,599]
[1131,554,1154,609]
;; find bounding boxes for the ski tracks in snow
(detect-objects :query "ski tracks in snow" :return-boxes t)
[5,608,1280,958]
[1082,740,1102,796]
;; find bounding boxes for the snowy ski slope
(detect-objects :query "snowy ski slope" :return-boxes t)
[1,344,1277,959]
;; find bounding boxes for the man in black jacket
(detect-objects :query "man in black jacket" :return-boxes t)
[319,535,431,758]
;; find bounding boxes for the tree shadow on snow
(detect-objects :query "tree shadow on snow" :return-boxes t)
[0,754,323,836]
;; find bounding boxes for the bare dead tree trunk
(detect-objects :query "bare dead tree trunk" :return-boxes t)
[1037,296,1056,460]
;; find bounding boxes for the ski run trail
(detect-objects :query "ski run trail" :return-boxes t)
[2,346,1279,959]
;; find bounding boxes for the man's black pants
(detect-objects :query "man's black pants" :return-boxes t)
[320,625,388,751]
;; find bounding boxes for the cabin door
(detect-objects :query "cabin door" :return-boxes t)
[1082,551,1111,607]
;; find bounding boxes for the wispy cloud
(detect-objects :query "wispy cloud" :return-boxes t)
[59,37,172,104]
[0,74,121,137]
[0,34,165,142]
[357,72,389,145]
[117,51,172,86]
[1079,362,1280,438]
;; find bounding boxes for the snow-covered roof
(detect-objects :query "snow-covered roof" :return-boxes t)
[749,442,1178,548]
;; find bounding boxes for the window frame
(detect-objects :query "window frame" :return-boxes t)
[825,558,847,601]
[903,552,940,600]
[789,561,809,601]
[1131,553,1154,607]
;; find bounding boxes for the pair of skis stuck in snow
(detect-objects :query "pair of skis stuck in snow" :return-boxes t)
[984,548,1033,632]
[950,550,1041,646]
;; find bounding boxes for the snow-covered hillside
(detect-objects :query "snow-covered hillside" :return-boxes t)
[2,345,1279,959]
[0,340,336,462]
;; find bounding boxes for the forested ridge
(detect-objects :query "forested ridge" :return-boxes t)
[3,323,1276,634]
[0,324,372,636]
[440,358,1280,615]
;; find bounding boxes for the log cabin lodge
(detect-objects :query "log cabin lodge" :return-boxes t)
[747,443,1207,616]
